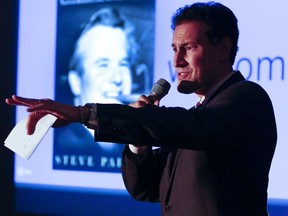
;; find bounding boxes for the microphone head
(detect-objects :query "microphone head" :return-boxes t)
[150,78,171,100]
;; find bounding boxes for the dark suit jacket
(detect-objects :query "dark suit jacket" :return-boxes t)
[94,71,277,216]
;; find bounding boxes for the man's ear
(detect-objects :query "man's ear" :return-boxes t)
[217,37,232,62]
[68,70,81,96]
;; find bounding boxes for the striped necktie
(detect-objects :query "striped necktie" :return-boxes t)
[195,101,203,109]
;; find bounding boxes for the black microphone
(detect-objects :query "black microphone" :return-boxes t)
[148,78,171,103]
[117,78,171,104]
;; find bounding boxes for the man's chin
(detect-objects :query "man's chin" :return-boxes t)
[177,80,198,94]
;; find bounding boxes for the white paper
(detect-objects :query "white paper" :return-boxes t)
[4,114,57,160]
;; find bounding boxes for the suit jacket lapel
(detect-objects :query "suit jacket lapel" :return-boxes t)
[164,149,181,204]
[164,71,245,203]
[202,71,245,107]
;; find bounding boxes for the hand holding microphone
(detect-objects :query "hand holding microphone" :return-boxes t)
[148,78,171,103]
[128,78,171,153]
[129,78,171,108]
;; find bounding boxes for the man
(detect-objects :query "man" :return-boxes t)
[67,7,141,106]
[6,2,277,215]
[54,7,150,172]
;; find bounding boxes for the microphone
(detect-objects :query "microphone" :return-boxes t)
[116,78,171,104]
[148,78,171,103]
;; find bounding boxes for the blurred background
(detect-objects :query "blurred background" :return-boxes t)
[0,1,17,215]
[1,0,287,215]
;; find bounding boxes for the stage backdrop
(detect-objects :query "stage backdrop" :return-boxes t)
[14,0,287,215]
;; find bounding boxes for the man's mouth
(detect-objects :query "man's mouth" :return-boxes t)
[178,72,189,79]
[103,89,123,98]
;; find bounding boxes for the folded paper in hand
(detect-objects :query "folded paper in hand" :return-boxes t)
[4,114,57,160]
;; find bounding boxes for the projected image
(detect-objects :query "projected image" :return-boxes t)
[53,0,155,173]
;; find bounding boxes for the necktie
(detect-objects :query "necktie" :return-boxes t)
[195,101,203,109]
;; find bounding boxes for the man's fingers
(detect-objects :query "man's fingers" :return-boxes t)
[154,100,160,106]
[26,112,47,135]
[13,95,41,107]
[6,95,40,107]
[5,98,20,105]
[138,95,152,104]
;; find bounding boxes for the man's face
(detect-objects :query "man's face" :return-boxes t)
[76,25,132,104]
[172,21,222,95]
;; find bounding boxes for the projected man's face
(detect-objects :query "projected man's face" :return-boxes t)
[69,25,132,105]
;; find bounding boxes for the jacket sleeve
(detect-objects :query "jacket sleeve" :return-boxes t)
[97,80,277,204]
[94,80,277,152]
[121,145,162,202]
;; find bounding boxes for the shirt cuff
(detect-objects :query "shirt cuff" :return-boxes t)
[84,103,98,129]
[128,144,148,154]
[124,145,150,163]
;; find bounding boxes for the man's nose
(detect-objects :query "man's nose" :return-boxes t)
[173,50,188,68]
[110,66,123,85]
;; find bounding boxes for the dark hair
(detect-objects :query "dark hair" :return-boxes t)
[171,1,239,64]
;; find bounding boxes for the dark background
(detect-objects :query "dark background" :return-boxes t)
[0,0,18,215]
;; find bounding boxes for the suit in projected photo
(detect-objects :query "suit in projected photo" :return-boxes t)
[53,0,155,172]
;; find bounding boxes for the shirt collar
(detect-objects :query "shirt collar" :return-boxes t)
[198,71,235,104]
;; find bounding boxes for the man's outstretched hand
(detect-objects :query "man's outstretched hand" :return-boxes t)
[6,95,80,135]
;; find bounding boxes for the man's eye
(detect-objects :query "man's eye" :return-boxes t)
[120,60,130,67]
[98,63,108,68]
[95,59,109,68]
[185,46,193,50]
[185,44,197,51]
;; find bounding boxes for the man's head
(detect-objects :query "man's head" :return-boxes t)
[68,7,139,105]
[171,2,239,95]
